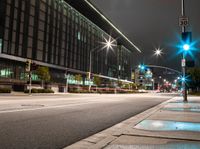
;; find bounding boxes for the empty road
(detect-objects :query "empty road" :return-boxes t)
[0,93,177,149]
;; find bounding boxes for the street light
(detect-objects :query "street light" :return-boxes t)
[154,48,163,57]
[88,36,116,91]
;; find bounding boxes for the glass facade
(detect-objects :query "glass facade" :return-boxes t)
[0,0,132,87]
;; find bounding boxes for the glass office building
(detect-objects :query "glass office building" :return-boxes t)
[0,0,139,90]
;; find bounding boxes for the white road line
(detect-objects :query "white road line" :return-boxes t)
[0,99,122,114]
[0,102,101,114]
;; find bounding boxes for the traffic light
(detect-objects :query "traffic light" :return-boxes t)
[182,32,192,51]
[31,62,38,71]
[138,64,146,71]
[25,60,31,72]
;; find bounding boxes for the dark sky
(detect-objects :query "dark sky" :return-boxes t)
[90,0,200,71]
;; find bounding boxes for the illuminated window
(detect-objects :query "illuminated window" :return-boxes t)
[0,68,13,78]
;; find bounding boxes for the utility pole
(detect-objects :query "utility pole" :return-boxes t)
[29,71,32,95]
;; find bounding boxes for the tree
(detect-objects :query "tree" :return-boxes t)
[117,80,123,88]
[74,74,82,91]
[75,74,82,84]
[35,66,51,88]
[187,67,200,92]
[131,82,138,90]
[93,76,101,90]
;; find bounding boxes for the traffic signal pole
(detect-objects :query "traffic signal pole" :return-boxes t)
[25,60,32,95]
[29,71,32,95]
[181,0,187,102]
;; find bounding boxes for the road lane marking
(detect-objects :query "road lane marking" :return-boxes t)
[0,99,122,114]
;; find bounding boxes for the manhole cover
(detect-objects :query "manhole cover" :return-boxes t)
[21,104,44,107]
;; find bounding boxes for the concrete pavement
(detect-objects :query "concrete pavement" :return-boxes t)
[65,95,200,149]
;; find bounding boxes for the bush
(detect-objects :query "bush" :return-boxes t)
[24,88,54,93]
[0,88,11,93]
[44,89,54,93]
[189,92,200,96]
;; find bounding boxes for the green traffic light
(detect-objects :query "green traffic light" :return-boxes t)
[183,44,190,51]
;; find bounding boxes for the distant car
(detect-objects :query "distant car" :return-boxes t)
[138,89,147,93]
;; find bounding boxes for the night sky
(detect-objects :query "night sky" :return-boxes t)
[90,0,200,71]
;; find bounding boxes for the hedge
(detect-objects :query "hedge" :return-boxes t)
[24,88,54,93]
[0,88,11,93]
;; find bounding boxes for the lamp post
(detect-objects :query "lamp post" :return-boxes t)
[152,78,155,90]
[88,36,115,92]
[64,71,69,93]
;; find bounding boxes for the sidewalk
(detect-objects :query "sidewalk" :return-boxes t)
[65,96,200,149]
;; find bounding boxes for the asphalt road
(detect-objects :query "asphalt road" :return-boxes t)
[0,93,177,149]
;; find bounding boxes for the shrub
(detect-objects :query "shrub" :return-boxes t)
[24,88,54,93]
[0,88,11,93]
[44,89,54,93]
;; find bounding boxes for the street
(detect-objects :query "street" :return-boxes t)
[0,93,177,149]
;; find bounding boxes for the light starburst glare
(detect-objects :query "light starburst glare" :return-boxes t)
[154,48,163,56]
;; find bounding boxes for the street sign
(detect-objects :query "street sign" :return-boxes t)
[182,59,186,67]
[179,16,189,27]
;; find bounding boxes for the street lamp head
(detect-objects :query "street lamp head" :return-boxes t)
[106,40,112,49]
[154,48,163,57]
[102,36,116,51]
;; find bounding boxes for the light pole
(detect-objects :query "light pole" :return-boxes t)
[88,36,115,92]
[64,71,69,93]
[152,78,154,90]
